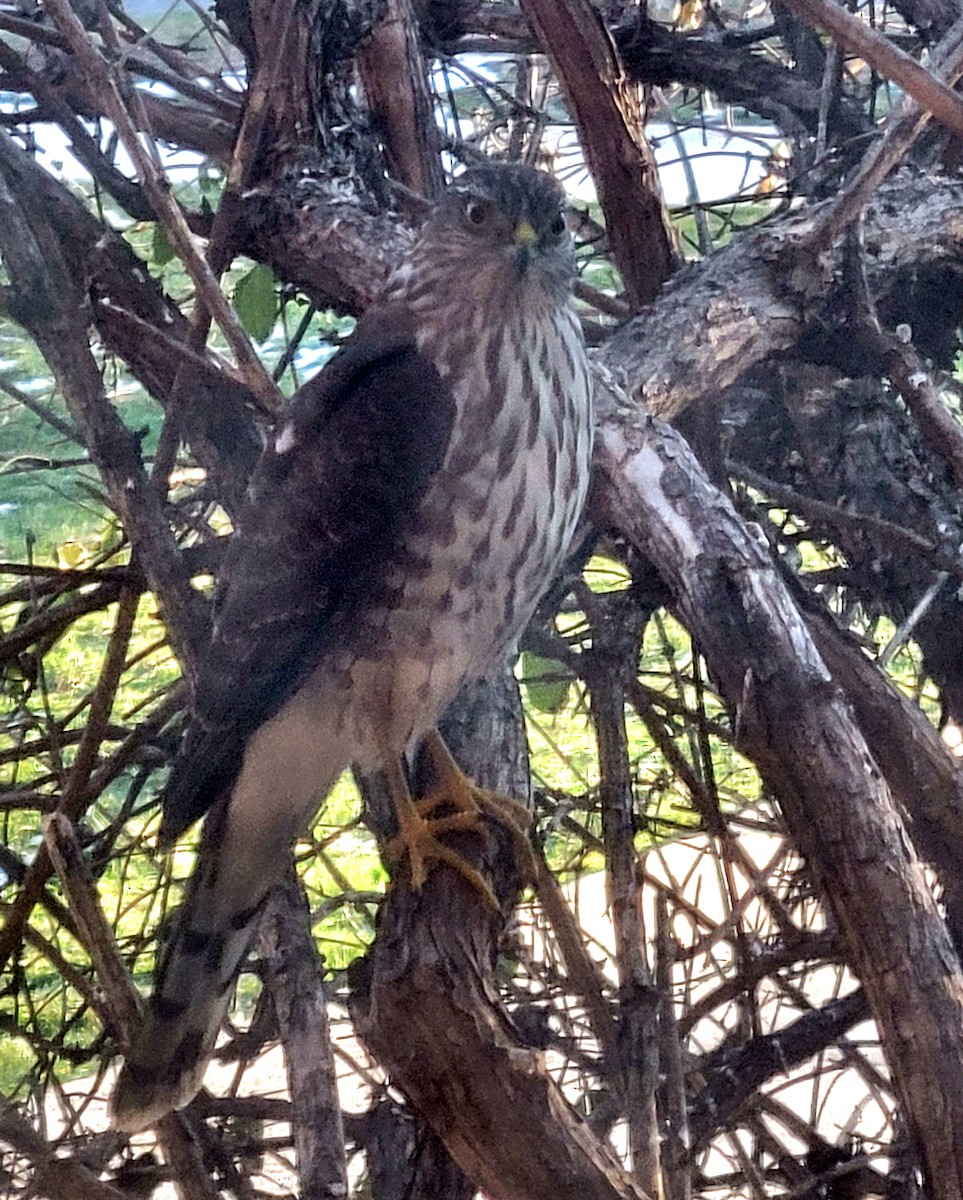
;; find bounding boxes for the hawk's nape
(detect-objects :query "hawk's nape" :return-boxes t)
[111,161,594,1132]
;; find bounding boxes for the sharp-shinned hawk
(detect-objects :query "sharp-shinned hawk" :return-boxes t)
[112,161,594,1131]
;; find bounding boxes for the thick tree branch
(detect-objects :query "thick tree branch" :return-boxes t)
[592,400,963,1197]
[359,0,445,199]
[240,168,411,314]
[599,173,963,420]
[353,674,653,1200]
[795,592,963,947]
[518,0,675,308]
[614,14,867,141]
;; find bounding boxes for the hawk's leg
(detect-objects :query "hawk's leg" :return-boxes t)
[384,730,537,906]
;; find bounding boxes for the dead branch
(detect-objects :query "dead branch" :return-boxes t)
[519,0,675,308]
[41,0,281,411]
[808,15,963,250]
[593,398,963,1196]
[689,990,870,1147]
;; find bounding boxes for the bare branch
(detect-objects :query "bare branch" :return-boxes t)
[779,0,963,138]
[518,0,676,308]
[594,399,963,1196]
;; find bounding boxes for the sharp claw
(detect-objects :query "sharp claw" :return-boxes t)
[383,732,537,908]
[386,809,501,910]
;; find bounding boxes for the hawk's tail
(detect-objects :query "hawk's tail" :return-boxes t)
[111,824,269,1133]
[111,686,350,1132]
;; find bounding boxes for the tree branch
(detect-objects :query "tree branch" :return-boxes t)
[518,0,676,308]
[689,990,870,1148]
[614,14,867,141]
[598,172,963,419]
[352,674,653,1200]
[593,399,963,1197]
[779,0,963,138]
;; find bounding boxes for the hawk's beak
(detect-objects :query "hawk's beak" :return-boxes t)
[514,218,537,247]
[513,218,538,273]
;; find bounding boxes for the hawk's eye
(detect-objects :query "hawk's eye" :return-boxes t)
[464,198,492,229]
[549,212,566,238]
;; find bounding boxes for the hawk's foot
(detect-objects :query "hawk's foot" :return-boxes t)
[385,792,501,911]
[382,730,537,910]
[418,729,538,888]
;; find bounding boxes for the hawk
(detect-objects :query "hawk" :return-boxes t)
[112,161,594,1132]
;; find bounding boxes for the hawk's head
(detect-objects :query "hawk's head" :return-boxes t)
[416,162,576,307]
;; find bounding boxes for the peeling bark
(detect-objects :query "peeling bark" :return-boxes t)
[598,173,963,418]
[352,673,653,1200]
[593,399,963,1195]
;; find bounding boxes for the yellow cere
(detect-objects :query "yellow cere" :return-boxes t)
[514,218,537,246]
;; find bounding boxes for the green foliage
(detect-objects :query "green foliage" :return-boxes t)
[149,222,175,268]
[520,650,573,713]
[233,262,280,343]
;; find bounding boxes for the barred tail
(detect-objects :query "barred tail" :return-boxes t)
[112,692,349,1133]
[111,805,269,1132]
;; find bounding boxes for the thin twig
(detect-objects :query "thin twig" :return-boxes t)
[41,0,282,412]
[779,0,963,138]
[807,14,963,249]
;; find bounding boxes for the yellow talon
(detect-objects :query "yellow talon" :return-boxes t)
[382,729,537,910]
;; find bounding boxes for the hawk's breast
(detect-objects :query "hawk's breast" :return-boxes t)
[328,281,592,761]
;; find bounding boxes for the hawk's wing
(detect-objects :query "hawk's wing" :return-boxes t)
[160,307,454,841]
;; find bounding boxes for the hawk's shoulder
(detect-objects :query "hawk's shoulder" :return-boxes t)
[160,304,455,840]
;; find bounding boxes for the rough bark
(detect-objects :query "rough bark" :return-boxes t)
[593,400,963,1196]
[362,1098,475,1200]
[613,14,868,141]
[258,872,349,1200]
[588,599,661,1194]
[358,0,445,200]
[745,361,963,722]
[352,673,653,1200]
[598,172,963,419]
[797,594,963,948]
[6,0,963,1191]
[518,0,676,308]
[240,170,410,315]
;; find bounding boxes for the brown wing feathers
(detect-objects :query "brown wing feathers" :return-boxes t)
[159,308,455,841]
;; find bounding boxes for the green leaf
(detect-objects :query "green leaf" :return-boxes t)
[521,651,572,713]
[234,263,279,342]
[150,222,175,267]
[198,164,224,197]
